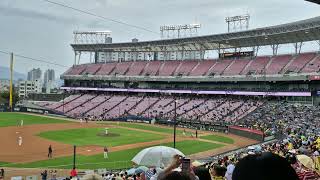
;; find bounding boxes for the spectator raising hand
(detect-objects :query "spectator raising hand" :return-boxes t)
[157,155,199,180]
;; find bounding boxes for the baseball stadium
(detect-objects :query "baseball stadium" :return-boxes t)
[0,0,320,180]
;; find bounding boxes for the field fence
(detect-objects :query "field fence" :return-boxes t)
[2,160,132,180]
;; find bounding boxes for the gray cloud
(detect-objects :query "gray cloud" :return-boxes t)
[0,0,319,76]
[0,5,76,24]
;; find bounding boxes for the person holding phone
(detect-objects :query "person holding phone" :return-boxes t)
[157,155,199,180]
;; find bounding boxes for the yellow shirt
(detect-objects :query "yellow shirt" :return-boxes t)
[212,176,225,180]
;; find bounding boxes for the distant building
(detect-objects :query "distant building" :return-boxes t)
[45,81,56,94]
[44,69,56,93]
[44,69,55,87]
[27,68,42,81]
[18,80,42,98]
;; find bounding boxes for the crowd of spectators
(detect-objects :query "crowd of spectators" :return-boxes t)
[74,102,320,180]
[236,102,320,137]
[26,100,320,180]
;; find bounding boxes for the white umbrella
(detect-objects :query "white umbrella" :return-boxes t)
[132,146,185,168]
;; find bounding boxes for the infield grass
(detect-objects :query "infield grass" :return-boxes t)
[38,127,165,147]
[0,112,69,127]
[7,140,224,169]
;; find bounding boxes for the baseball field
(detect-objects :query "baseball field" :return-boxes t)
[0,112,256,170]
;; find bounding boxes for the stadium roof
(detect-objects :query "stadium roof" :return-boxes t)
[71,16,320,52]
[306,0,320,4]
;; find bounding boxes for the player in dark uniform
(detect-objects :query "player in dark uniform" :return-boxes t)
[104,146,109,159]
[48,145,53,158]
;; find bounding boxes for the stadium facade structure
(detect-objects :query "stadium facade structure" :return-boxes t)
[61,16,320,105]
[306,0,320,5]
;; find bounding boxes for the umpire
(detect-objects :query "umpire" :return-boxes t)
[48,145,53,158]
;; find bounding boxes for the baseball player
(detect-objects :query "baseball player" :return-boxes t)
[48,145,53,158]
[103,146,109,159]
[20,119,24,127]
[18,136,23,146]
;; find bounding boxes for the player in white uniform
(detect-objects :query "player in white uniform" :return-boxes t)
[20,119,24,127]
[18,136,23,146]
[103,146,108,159]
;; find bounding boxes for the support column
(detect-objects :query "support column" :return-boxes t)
[181,46,185,60]
[252,46,260,57]
[218,43,221,58]
[298,42,303,54]
[74,51,77,65]
[199,49,205,60]
[77,52,81,65]
[271,44,279,56]
[294,42,303,55]
[164,47,168,60]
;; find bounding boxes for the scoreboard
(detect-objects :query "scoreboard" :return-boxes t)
[219,51,254,59]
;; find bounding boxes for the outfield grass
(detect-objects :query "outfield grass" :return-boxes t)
[0,162,9,166]
[115,122,180,134]
[7,147,143,170]
[38,128,165,147]
[200,134,234,144]
[0,112,69,127]
[7,140,224,169]
[116,122,196,136]
[162,140,224,155]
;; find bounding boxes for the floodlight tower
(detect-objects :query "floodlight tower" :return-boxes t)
[73,31,112,44]
[160,24,201,39]
[73,31,112,65]
[225,14,250,32]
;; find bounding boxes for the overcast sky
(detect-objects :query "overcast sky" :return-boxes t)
[0,0,319,77]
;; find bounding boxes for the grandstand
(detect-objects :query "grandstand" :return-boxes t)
[28,15,319,137]
[53,16,320,116]
[2,1,320,179]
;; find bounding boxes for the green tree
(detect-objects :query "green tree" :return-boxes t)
[0,87,19,106]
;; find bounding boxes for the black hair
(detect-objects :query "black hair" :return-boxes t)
[193,167,211,180]
[213,165,227,177]
[286,154,297,165]
[161,171,192,180]
[232,152,299,180]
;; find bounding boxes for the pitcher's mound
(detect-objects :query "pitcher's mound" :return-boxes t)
[96,132,120,137]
